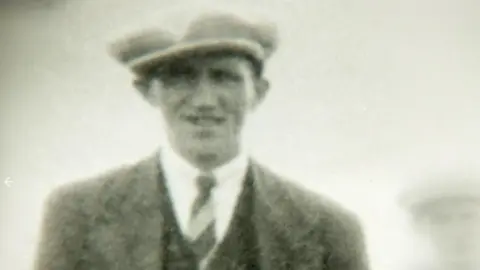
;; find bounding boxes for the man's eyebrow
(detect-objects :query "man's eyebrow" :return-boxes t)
[208,64,240,71]
[151,61,194,74]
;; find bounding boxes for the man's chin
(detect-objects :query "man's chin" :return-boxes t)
[186,138,238,155]
[189,138,225,152]
[183,141,238,169]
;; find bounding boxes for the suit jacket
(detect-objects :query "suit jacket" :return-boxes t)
[34,153,370,270]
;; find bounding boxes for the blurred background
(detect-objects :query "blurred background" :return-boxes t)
[1,0,479,269]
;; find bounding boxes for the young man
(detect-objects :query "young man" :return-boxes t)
[34,12,369,270]
[399,173,480,270]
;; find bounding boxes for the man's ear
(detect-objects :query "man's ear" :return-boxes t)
[133,76,150,97]
[252,78,270,108]
[133,76,162,107]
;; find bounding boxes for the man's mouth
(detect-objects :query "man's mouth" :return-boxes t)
[184,115,225,126]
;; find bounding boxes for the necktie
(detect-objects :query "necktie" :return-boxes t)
[187,173,217,263]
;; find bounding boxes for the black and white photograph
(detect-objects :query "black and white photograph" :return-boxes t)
[1,0,479,269]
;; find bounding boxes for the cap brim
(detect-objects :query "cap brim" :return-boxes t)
[127,38,265,74]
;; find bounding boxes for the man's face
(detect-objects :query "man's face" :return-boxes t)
[143,54,267,164]
[419,200,480,265]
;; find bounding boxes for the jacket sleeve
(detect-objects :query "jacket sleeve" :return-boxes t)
[33,184,87,270]
[324,211,370,270]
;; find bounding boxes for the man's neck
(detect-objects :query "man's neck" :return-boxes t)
[167,141,246,172]
[160,143,250,186]
[172,143,243,171]
[189,151,237,171]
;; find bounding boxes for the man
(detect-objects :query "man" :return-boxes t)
[399,173,480,270]
[34,12,369,270]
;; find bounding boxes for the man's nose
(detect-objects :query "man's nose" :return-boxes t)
[190,77,217,109]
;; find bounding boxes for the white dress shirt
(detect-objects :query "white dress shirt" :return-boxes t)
[160,146,249,241]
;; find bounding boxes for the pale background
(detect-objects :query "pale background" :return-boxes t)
[1,0,479,269]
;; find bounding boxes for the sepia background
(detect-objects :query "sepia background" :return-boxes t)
[1,0,479,269]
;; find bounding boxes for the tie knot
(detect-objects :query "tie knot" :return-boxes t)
[196,173,216,194]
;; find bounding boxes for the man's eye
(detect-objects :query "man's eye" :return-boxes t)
[210,69,241,83]
[155,63,198,83]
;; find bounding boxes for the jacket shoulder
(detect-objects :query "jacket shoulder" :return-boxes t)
[255,163,360,225]
[35,157,157,270]
[281,173,364,239]
[255,165,369,269]
[45,155,157,215]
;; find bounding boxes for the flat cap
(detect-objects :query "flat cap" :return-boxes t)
[399,172,480,215]
[109,12,278,75]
